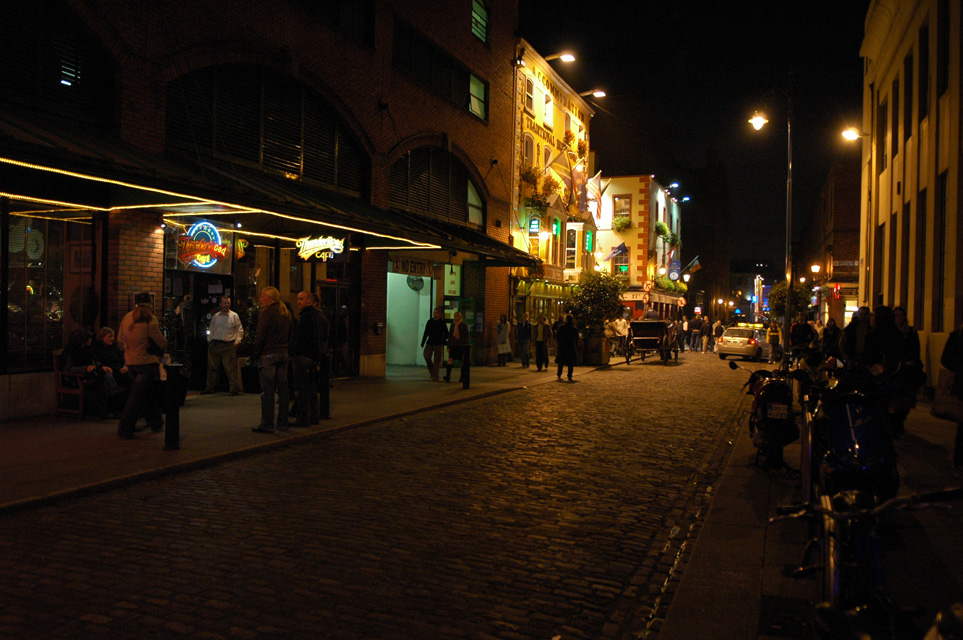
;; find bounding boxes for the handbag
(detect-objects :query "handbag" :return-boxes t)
[932,369,963,422]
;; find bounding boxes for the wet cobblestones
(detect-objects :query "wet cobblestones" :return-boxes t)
[0,355,748,639]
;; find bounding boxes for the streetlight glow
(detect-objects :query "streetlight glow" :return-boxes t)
[748,111,769,130]
[544,53,575,62]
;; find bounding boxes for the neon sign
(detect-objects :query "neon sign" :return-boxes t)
[236,238,249,260]
[177,222,229,269]
[296,235,345,262]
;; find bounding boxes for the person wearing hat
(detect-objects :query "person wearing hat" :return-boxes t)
[117,292,167,438]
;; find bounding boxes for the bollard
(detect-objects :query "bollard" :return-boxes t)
[164,363,184,450]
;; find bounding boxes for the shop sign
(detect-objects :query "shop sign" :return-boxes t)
[390,255,433,277]
[542,264,565,282]
[529,217,540,233]
[296,235,345,262]
[177,222,230,269]
[445,264,461,297]
[236,238,249,260]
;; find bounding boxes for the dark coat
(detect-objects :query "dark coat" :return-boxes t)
[292,305,325,360]
[555,323,579,365]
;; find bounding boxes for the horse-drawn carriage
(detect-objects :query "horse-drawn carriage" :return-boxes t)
[629,319,679,365]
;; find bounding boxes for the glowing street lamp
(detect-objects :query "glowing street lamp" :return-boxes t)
[544,52,576,62]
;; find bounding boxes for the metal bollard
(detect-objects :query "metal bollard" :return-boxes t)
[164,363,183,450]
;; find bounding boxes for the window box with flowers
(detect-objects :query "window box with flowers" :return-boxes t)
[613,216,632,232]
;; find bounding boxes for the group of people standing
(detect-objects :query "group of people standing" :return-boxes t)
[420,310,581,385]
[680,315,724,354]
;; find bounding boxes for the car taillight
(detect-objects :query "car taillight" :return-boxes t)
[748,338,756,345]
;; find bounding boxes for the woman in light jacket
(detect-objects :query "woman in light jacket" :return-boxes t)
[117,292,167,438]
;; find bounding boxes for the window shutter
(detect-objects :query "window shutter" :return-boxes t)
[213,66,261,164]
[303,94,337,185]
[166,72,214,155]
[409,148,431,213]
[449,160,469,224]
[388,154,409,209]
[429,149,450,217]
[336,126,364,194]
[262,78,304,177]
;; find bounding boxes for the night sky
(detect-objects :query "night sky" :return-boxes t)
[518,1,870,265]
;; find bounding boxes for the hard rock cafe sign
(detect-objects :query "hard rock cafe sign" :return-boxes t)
[296,235,345,262]
[177,222,230,269]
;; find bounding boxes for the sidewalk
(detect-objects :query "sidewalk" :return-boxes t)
[659,397,963,639]
[0,363,563,512]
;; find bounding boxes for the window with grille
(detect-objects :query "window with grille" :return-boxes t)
[166,64,367,196]
[614,195,631,219]
[471,0,489,43]
[0,0,114,126]
[565,228,577,268]
[613,251,629,277]
[393,17,489,121]
[389,146,484,226]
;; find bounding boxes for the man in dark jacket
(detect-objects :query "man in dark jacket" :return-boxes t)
[555,314,579,382]
[421,307,448,381]
[290,290,326,427]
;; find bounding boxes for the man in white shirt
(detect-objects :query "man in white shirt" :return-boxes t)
[201,295,244,395]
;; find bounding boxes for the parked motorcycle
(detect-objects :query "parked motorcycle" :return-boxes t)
[729,360,799,472]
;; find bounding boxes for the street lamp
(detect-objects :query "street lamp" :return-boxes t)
[544,52,575,62]
[749,90,793,362]
[579,89,606,98]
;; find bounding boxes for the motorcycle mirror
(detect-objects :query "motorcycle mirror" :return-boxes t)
[728,361,738,371]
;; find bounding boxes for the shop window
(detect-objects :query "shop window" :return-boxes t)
[471,0,489,43]
[3,217,93,373]
[388,146,484,226]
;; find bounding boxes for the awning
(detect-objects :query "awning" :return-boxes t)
[0,107,538,266]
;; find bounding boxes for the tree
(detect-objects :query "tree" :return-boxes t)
[568,270,627,331]
[767,280,810,319]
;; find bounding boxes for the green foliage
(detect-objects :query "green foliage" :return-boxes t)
[654,221,670,238]
[541,175,561,196]
[652,276,689,294]
[613,216,632,232]
[767,280,811,319]
[568,270,627,330]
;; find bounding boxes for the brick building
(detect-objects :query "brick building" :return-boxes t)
[0,0,535,419]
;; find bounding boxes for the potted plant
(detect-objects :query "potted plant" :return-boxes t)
[520,165,539,200]
[568,269,627,365]
[613,216,632,232]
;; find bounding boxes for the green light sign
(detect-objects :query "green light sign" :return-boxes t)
[529,217,540,234]
[552,220,559,235]
[584,230,593,252]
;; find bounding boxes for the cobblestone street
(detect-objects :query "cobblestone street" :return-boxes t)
[0,354,748,639]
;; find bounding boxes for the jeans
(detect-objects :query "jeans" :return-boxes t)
[534,341,549,370]
[518,339,530,367]
[292,355,319,426]
[423,343,444,380]
[258,353,289,429]
[118,363,163,436]
[206,341,239,393]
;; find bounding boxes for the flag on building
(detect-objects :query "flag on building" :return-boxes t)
[602,242,628,262]
[586,171,602,203]
[683,255,701,274]
[570,159,586,212]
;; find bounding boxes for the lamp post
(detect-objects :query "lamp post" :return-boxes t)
[749,87,793,362]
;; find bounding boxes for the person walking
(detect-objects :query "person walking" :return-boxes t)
[443,311,471,388]
[939,322,963,475]
[821,317,842,357]
[290,290,325,427]
[839,306,872,366]
[689,315,703,352]
[767,321,783,363]
[700,316,711,353]
[711,319,724,353]
[789,312,817,354]
[555,314,579,382]
[496,314,511,366]
[516,312,533,368]
[201,295,243,396]
[533,314,553,372]
[117,292,167,439]
[252,286,293,433]
[421,307,448,380]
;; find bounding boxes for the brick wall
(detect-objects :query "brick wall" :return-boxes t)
[106,210,165,329]
[359,251,388,357]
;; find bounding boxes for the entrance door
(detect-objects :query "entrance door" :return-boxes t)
[165,272,235,389]
[319,283,358,378]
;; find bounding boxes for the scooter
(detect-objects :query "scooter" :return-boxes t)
[729,360,799,472]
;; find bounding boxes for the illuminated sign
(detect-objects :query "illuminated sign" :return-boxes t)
[296,235,345,262]
[584,230,593,252]
[529,217,540,234]
[236,238,249,260]
[177,222,229,269]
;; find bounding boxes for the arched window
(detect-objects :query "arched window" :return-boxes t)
[542,145,553,171]
[388,146,484,226]
[166,64,367,195]
[523,134,535,168]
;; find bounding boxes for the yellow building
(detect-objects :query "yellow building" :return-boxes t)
[510,40,597,323]
[857,0,962,374]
